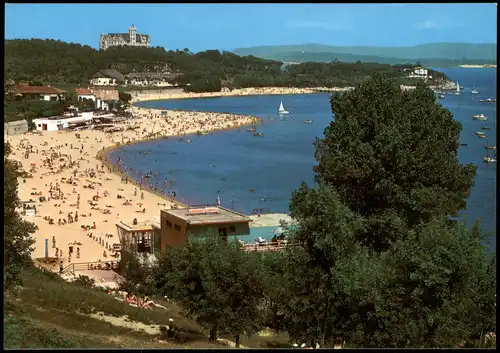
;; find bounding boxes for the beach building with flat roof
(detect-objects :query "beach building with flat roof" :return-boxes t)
[160,205,251,249]
[116,220,161,255]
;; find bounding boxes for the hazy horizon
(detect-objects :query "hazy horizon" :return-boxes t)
[5,4,497,52]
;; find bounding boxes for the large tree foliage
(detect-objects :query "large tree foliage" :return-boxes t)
[277,183,366,347]
[279,75,495,348]
[4,142,37,289]
[154,235,264,346]
[331,219,496,348]
[313,75,477,251]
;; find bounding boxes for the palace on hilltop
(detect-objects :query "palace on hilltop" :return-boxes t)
[99,25,150,51]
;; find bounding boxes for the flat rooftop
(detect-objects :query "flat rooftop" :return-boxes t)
[116,221,153,232]
[163,206,251,225]
[248,213,295,228]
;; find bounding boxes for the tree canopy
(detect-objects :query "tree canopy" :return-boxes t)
[153,235,264,346]
[276,74,495,347]
[313,75,477,251]
[4,142,37,289]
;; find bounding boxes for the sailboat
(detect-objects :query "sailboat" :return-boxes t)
[483,149,497,163]
[278,101,289,114]
[471,82,479,94]
[455,81,460,95]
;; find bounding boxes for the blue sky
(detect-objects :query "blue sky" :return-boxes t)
[5,3,497,52]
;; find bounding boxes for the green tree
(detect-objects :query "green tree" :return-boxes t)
[278,183,365,347]
[155,235,264,346]
[331,219,496,348]
[278,75,493,348]
[4,142,37,289]
[313,75,476,251]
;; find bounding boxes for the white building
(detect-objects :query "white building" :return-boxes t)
[33,113,94,131]
[410,67,429,78]
[99,25,150,51]
[75,88,96,102]
[125,72,182,87]
[90,70,125,86]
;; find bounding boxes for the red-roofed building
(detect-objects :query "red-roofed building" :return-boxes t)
[14,83,66,101]
[74,87,119,110]
[91,88,119,110]
[75,88,96,102]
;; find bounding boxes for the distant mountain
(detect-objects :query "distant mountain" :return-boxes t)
[251,51,497,68]
[233,43,497,64]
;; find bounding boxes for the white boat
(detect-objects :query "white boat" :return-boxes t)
[303,119,313,124]
[473,114,488,121]
[471,82,479,94]
[455,81,460,95]
[475,131,486,136]
[483,156,497,163]
[278,101,289,114]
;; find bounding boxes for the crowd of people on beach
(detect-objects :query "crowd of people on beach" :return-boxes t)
[8,94,258,269]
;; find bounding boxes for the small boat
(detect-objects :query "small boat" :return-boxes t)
[253,132,264,137]
[483,156,497,163]
[247,128,256,132]
[473,114,488,121]
[439,94,445,99]
[471,82,478,94]
[455,81,460,95]
[460,143,468,146]
[481,127,491,130]
[278,101,289,114]
[303,119,313,124]
[484,145,496,150]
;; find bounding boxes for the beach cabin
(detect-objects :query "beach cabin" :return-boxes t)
[116,220,160,256]
[21,200,37,216]
[160,205,251,250]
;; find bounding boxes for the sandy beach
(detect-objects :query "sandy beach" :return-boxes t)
[6,87,315,267]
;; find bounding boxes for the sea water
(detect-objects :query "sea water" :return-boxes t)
[111,68,496,242]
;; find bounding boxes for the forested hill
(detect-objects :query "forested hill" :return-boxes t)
[5,39,447,93]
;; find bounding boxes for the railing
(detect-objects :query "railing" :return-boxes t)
[61,261,120,278]
[242,241,288,253]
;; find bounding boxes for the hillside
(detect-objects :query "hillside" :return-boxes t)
[233,42,497,65]
[4,266,290,349]
[4,39,442,93]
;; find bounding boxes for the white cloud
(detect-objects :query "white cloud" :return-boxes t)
[288,21,351,31]
[415,20,439,30]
